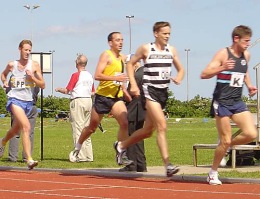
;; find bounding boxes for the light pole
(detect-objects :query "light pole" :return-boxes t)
[49,50,55,96]
[253,63,260,144]
[248,38,260,49]
[185,49,190,101]
[23,5,40,42]
[126,15,134,54]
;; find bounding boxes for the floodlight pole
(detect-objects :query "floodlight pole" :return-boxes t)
[23,5,40,42]
[49,50,55,96]
[248,38,260,49]
[254,63,260,144]
[126,15,134,54]
[185,49,190,101]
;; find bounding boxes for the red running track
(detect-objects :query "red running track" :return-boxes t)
[0,170,260,199]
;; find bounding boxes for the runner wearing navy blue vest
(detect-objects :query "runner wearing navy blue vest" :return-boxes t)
[201,25,258,185]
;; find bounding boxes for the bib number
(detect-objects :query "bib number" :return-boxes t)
[113,72,123,86]
[230,72,244,87]
[160,70,171,80]
[14,77,26,88]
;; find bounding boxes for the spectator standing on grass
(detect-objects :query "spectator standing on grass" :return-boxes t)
[114,21,185,177]
[200,25,257,185]
[69,32,133,166]
[0,39,45,170]
[56,54,94,162]
[119,54,147,172]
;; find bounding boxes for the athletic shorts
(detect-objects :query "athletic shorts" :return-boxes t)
[6,97,33,117]
[143,85,168,109]
[93,94,123,114]
[211,100,248,117]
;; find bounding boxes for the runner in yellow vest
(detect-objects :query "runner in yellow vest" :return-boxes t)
[69,32,133,166]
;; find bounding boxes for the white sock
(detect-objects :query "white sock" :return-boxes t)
[227,147,231,153]
[209,169,218,175]
[117,141,124,152]
[75,143,82,150]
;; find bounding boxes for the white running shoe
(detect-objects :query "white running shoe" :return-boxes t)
[166,163,180,177]
[69,149,79,162]
[207,172,222,185]
[0,138,5,158]
[114,141,133,166]
[220,157,227,167]
[27,160,38,170]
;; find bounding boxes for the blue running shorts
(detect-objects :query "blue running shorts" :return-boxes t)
[212,100,248,117]
[6,97,33,116]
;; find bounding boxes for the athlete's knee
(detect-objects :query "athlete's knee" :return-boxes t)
[21,125,31,135]
[156,120,167,132]
[142,126,154,139]
[119,119,128,130]
[219,136,231,148]
[82,124,96,135]
[241,127,258,140]
[248,130,258,140]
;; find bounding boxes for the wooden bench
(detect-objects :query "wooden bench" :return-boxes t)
[193,112,260,168]
[193,144,217,167]
[192,143,260,168]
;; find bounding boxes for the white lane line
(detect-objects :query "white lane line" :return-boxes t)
[0,177,260,197]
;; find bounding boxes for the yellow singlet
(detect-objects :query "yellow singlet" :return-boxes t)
[95,50,124,98]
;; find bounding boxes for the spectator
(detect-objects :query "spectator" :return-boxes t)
[120,55,147,172]
[56,54,94,162]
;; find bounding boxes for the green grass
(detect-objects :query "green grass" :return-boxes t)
[0,116,259,179]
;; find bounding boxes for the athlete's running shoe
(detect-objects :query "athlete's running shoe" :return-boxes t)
[114,141,133,166]
[166,163,179,177]
[27,160,38,170]
[207,172,222,185]
[0,138,5,158]
[69,149,80,163]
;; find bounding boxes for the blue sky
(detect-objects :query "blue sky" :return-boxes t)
[1,0,260,101]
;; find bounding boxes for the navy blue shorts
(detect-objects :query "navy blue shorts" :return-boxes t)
[93,94,123,114]
[211,100,248,117]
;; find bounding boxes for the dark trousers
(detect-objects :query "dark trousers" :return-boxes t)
[126,120,147,171]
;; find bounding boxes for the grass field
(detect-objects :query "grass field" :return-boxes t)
[0,116,259,178]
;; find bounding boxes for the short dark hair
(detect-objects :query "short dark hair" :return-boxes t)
[232,25,252,41]
[153,21,171,33]
[107,32,121,42]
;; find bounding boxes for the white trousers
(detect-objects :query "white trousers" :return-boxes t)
[69,98,93,161]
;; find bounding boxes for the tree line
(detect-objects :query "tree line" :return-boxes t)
[0,87,256,118]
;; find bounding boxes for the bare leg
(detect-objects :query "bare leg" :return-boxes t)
[231,111,257,146]
[211,116,232,171]
[111,101,128,141]
[146,100,170,166]
[3,104,32,161]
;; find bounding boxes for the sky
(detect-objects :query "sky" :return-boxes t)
[1,0,260,101]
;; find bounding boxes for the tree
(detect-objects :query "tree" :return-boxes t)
[0,87,8,115]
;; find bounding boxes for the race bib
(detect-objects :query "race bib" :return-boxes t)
[14,77,26,88]
[113,72,123,86]
[229,72,244,87]
[160,69,171,80]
